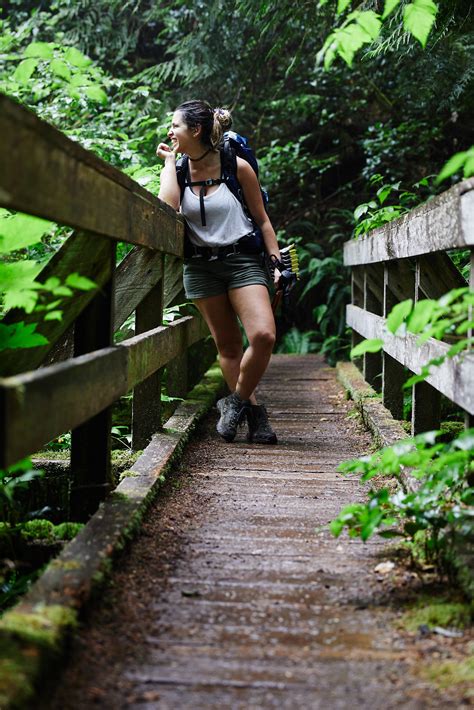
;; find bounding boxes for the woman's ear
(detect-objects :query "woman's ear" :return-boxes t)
[193,124,202,138]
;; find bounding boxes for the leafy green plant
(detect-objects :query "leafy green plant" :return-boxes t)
[276,327,319,355]
[0,210,97,352]
[0,459,44,525]
[330,429,474,570]
[352,174,427,238]
[318,0,439,69]
[436,146,474,184]
[350,288,474,387]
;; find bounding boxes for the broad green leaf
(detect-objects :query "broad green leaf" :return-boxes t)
[376,185,392,204]
[23,42,54,59]
[350,338,384,359]
[0,212,54,253]
[69,73,91,87]
[356,11,382,41]
[436,150,470,184]
[52,286,73,297]
[3,288,38,313]
[83,85,107,105]
[386,299,413,333]
[44,277,60,290]
[0,322,48,352]
[65,273,96,291]
[13,58,38,84]
[50,58,71,81]
[337,0,352,13]
[463,152,474,177]
[403,0,438,48]
[383,0,401,19]
[0,261,40,290]
[406,299,437,333]
[44,310,63,321]
[64,47,92,68]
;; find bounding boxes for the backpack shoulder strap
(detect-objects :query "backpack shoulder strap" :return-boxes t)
[175,155,189,201]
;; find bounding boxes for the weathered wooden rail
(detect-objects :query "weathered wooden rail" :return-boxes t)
[0,94,213,518]
[344,178,474,434]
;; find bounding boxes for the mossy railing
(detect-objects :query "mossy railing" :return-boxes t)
[344,178,474,434]
[0,94,213,519]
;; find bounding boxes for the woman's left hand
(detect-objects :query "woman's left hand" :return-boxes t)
[274,268,282,287]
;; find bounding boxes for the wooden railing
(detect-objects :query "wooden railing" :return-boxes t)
[0,95,212,518]
[344,178,474,434]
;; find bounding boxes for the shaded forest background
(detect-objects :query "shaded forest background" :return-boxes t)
[1,0,473,361]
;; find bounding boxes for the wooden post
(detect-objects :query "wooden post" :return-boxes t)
[132,256,165,449]
[351,268,364,372]
[411,258,441,435]
[166,286,189,400]
[466,249,474,430]
[70,237,116,520]
[382,263,408,420]
[363,265,383,393]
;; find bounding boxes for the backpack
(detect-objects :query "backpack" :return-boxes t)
[175,131,268,253]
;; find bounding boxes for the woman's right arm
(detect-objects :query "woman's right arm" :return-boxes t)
[156,143,180,211]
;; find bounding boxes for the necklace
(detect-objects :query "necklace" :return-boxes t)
[188,148,211,162]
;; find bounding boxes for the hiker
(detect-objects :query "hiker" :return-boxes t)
[156,99,281,445]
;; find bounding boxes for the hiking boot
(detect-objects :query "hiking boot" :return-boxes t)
[247,404,278,445]
[216,392,250,442]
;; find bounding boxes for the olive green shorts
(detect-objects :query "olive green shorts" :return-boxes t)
[183,253,270,300]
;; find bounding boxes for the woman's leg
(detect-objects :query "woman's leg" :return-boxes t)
[228,284,276,400]
[193,292,246,394]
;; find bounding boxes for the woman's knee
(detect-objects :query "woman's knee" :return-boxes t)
[216,340,243,360]
[250,328,276,351]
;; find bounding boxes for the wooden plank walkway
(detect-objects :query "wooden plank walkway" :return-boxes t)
[46,355,450,709]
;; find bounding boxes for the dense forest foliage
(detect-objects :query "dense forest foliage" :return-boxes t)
[0,0,473,360]
[0,0,473,611]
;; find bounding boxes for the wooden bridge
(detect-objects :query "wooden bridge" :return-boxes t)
[0,95,473,708]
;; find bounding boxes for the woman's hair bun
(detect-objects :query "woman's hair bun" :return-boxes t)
[214,107,232,129]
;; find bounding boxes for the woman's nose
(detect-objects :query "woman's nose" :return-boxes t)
[168,129,173,137]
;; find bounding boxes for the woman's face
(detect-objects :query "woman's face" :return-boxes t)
[168,111,196,153]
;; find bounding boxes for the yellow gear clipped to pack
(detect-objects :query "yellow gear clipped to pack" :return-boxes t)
[268,244,299,314]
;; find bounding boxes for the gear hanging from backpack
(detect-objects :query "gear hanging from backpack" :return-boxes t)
[176,131,268,253]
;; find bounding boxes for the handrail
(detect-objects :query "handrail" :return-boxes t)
[343,179,474,434]
[344,178,474,265]
[0,94,214,519]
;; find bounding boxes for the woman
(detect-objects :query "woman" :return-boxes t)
[156,99,281,444]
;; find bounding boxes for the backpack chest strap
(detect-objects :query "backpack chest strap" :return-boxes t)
[184,178,224,227]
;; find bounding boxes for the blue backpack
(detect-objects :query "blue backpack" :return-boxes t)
[175,131,268,253]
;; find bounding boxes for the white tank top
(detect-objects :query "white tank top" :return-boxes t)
[180,182,254,247]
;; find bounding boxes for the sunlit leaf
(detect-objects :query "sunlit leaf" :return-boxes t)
[0,322,48,352]
[23,42,54,59]
[350,338,384,358]
[44,310,63,321]
[83,85,108,105]
[436,149,472,184]
[3,289,38,313]
[64,47,92,68]
[65,273,97,291]
[50,58,71,81]
[13,58,38,84]
[0,261,40,290]
[403,0,438,48]
[386,299,413,333]
[383,0,401,19]
[406,299,437,333]
[0,212,54,253]
[337,0,352,13]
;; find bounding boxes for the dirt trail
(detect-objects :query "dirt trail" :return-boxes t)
[45,355,469,709]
